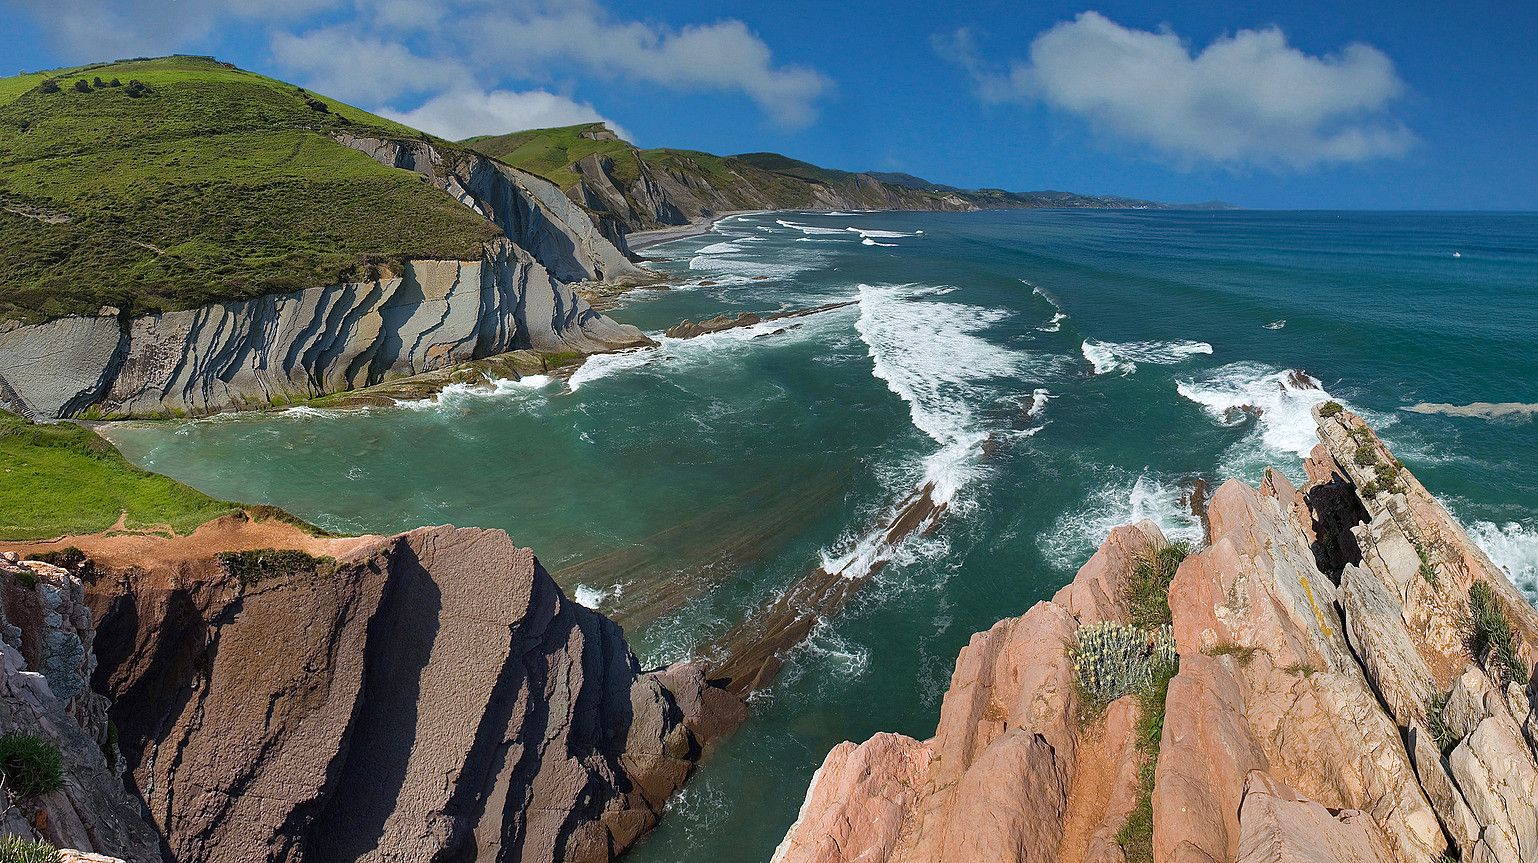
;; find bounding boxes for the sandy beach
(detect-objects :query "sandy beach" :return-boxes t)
[627,210,767,250]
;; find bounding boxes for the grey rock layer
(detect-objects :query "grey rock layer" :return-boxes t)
[0,135,649,419]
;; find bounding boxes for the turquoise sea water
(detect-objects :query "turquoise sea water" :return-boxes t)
[106,210,1538,861]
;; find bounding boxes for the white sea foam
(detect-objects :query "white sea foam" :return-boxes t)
[278,405,341,419]
[861,237,898,247]
[695,240,743,255]
[1176,362,1332,459]
[1028,388,1051,418]
[1042,470,1205,567]
[775,219,848,236]
[573,584,606,609]
[1468,520,1538,601]
[1081,339,1213,375]
[847,227,920,239]
[1039,312,1068,332]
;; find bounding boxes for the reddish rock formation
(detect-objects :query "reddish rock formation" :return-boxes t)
[778,410,1538,863]
[8,518,737,863]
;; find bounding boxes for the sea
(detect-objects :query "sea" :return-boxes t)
[104,209,1538,861]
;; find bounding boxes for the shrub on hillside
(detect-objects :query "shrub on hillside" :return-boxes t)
[0,732,64,799]
[71,79,91,94]
[1319,400,1344,418]
[1469,582,1530,684]
[217,548,334,587]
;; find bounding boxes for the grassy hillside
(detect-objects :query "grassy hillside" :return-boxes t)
[464,123,640,190]
[0,56,500,323]
[0,413,236,539]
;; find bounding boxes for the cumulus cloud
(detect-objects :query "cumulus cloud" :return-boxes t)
[270,28,471,104]
[940,12,1413,169]
[466,6,829,127]
[383,88,629,141]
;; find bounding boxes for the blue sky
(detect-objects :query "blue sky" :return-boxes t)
[2,1,1534,209]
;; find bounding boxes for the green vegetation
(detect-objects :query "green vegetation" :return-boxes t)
[0,731,63,799]
[1354,443,1380,467]
[1426,691,1459,755]
[1469,581,1530,684]
[465,123,641,190]
[1126,541,1191,629]
[1117,664,1174,863]
[1205,643,1260,665]
[1415,541,1438,585]
[0,55,500,322]
[217,548,334,587]
[0,836,58,863]
[1072,621,1177,713]
[1319,400,1344,418]
[0,413,236,539]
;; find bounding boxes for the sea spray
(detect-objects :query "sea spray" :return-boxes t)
[1081,338,1213,375]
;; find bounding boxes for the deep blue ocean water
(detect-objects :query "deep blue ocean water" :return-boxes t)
[105,210,1538,861]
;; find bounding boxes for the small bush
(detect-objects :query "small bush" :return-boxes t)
[0,836,59,863]
[71,79,91,94]
[11,570,38,590]
[1415,543,1437,585]
[124,79,150,98]
[1374,462,1405,495]
[217,548,334,587]
[1425,691,1458,754]
[1126,541,1191,629]
[92,76,105,89]
[1319,401,1344,418]
[31,546,93,581]
[108,77,121,87]
[1354,444,1380,467]
[1359,480,1381,498]
[38,78,59,94]
[1469,582,1529,684]
[1073,621,1177,711]
[305,97,330,113]
[0,732,64,799]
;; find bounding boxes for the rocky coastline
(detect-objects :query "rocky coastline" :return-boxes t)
[774,406,1538,863]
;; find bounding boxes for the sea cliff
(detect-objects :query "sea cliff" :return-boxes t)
[775,407,1538,863]
[1,517,741,862]
[0,134,651,420]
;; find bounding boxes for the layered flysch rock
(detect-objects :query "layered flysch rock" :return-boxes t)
[0,553,161,862]
[776,408,1538,863]
[79,523,736,863]
[0,136,650,419]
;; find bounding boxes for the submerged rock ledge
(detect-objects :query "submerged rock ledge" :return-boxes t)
[776,407,1538,863]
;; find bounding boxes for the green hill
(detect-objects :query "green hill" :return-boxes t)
[467,122,1208,237]
[0,56,500,323]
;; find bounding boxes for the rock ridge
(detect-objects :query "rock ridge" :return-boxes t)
[775,408,1538,863]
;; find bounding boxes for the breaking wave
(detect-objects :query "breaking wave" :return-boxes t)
[1468,520,1538,601]
[1082,339,1213,375]
[1041,470,1205,568]
[1177,362,1337,480]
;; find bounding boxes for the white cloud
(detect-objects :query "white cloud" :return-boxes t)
[383,88,630,141]
[270,28,471,104]
[467,7,829,127]
[13,0,342,61]
[941,12,1412,169]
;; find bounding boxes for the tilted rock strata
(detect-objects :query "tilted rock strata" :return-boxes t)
[78,524,734,863]
[778,411,1538,863]
[0,554,162,862]
[0,135,649,419]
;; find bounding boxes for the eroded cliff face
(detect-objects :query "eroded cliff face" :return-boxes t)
[0,553,161,862]
[776,409,1538,863]
[0,135,651,420]
[47,520,737,863]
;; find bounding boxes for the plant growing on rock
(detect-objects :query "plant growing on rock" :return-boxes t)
[217,548,335,587]
[1468,582,1530,684]
[1072,622,1177,711]
[0,836,59,863]
[1126,541,1191,629]
[1354,443,1380,467]
[0,732,64,799]
[1425,691,1458,754]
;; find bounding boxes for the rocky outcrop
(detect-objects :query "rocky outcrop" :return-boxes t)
[777,410,1538,863]
[0,134,652,419]
[0,554,162,862]
[62,521,735,863]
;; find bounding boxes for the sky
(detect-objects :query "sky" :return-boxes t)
[1,0,1534,209]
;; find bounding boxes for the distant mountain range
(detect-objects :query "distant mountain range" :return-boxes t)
[464,124,1235,240]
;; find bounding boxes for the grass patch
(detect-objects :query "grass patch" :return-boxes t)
[217,548,334,587]
[0,836,58,863]
[1126,541,1191,629]
[0,56,499,322]
[1469,582,1530,685]
[1425,691,1459,755]
[1116,664,1175,863]
[0,414,236,540]
[0,732,63,799]
[1415,542,1438,585]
